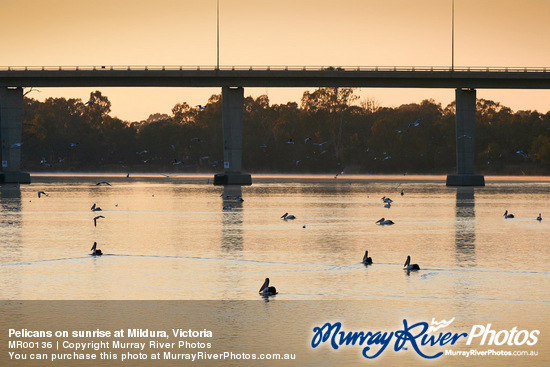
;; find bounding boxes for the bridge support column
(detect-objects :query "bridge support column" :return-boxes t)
[446,88,484,186]
[0,87,30,184]
[213,87,251,186]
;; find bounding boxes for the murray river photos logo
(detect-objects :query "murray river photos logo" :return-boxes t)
[310,318,540,359]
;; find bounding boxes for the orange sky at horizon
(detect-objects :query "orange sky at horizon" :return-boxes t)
[1,0,549,121]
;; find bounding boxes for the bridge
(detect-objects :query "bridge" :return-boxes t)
[1,65,550,185]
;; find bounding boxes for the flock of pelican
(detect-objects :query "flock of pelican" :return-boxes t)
[30,179,539,296]
[504,210,543,221]
[260,251,421,298]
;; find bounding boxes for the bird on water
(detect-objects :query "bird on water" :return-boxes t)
[90,242,102,256]
[376,218,394,225]
[362,250,373,265]
[404,255,420,271]
[259,278,277,296]
[281,213,296,220]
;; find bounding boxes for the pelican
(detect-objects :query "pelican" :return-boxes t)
[503,210,514,219]
[259,278,277,296]
[536,213,542,221]
[96,181,111,186]
[37,191,48,198]
[362,250,373,265]
[91,203,102,211]
[281,213,296,220]
[516,150,528,158]
[408,118,422,128]
[93,215,105,227]
[90,242,102,256]
[404,255,420,271]
[376,218,394,225]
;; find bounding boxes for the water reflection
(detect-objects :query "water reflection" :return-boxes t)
[0,184,23,298]
[455,187,476,267]
[0,184,22,226]
[221,186,244,252]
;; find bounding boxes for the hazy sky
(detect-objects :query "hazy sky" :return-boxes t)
[1,0,549,120]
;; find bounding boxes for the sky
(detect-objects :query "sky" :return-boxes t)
[1,0,549,121]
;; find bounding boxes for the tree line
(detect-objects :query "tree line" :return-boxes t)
[20,88,550,175]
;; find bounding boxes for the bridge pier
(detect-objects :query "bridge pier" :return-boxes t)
[446,88,485,186]
[213,87,252,186]
[0,87,30,184]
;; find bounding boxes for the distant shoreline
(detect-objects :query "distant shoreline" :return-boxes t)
[27,173,550,183]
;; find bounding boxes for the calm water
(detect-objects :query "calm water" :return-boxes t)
[1,175,549,366]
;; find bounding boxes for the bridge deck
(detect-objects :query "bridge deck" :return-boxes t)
[1,66,549,89]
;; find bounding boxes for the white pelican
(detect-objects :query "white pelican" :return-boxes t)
[37,191,48,198]
[376,218,394,225]
[536,213,542,221]
[516,150,528,158]
[90,242,102,256]
[281,213,296,220]
[408,118,422,128]
[93,215,105,227]
[362,250,373,265]
[503,210,514,219]
[404,255,420,271]
[259,278,277,296]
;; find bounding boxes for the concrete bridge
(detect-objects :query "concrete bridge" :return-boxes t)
[1,65,550,185]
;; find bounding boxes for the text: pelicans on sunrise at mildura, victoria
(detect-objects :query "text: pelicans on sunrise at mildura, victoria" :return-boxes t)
[127,329,212,338]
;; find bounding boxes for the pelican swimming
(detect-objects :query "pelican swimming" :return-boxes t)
[536,213,542,221]
[93,215,105,227]
[404,255,420,271]
[259,278,277,296]
[504,210,515,219]
[381,196,393,204]
[91,203,102,211]
[362,250,373,265]
[90,242,102,256]
[281,213,296,220]
[376,218,394,225]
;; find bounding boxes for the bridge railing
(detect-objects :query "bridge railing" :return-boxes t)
[0,65,548,73]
